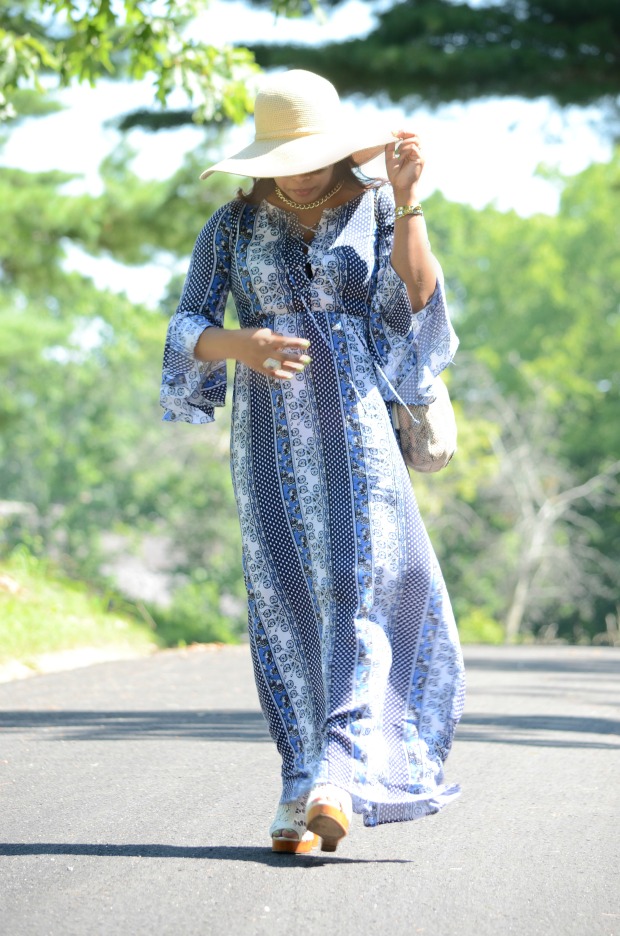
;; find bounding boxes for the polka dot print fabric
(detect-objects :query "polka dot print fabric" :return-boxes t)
[161,185,465,826]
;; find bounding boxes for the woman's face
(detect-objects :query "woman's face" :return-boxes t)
[273,165,336,205]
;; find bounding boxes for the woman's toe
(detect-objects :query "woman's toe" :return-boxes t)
[272,828,299,840]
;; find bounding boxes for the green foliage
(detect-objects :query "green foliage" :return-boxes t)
[3,0,618,134]
[419,155,620,641]
[0,130,254,654]
[428,155,620,480]
[0,152,237,290]
[3,87,64,120]
[90,146,239,262]
[144,573,244,647]
[0,0,261,123]
[0,547,158,664]
[251,0,620,111]
[455,607,505,646]
[0,124,618,650]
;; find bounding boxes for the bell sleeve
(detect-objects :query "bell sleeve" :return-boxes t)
[369,185,458,405]
[160,203,234,424]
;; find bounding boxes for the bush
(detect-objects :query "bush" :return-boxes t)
[144,577,245,647]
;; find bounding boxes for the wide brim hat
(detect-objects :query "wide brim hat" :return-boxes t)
[199,69,394,180]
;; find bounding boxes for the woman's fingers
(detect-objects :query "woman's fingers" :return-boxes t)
[394,140,423,163]
[262,365,310,381]
[249,328,312,379]
[386,130,425,191]
[267,354,309,371]
[265,365,295,380]
[392,130,420,143]
[388,131,423,163]
[272,334,311,352]
[282,355,310,370]
[269,335,312,377]
[398,142,422,160]
[259,346,312,380]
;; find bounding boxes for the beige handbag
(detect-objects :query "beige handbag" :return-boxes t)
[392,377,457,473]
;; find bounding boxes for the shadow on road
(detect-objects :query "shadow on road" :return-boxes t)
[1,709,618,748]
[457,714,620,749]
[0,842,414,866]
[0,710,270,741]
[463,653,620,675]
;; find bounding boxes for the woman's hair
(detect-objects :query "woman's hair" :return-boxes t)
[236,157,384,205]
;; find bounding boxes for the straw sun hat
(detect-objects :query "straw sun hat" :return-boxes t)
[199,69,395,180]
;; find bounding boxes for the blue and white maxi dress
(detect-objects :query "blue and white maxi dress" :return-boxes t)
[161,184,466,826]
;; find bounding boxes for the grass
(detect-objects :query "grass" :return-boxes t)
[0,544,508,676]
[0,548,159,667]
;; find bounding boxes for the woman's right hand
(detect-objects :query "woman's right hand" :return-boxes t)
[194,325,312,380]
[234,327,312,380]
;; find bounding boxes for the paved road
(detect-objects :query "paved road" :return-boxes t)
[1,644,619,936]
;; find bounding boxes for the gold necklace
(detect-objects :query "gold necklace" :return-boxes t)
[275,180,343,211]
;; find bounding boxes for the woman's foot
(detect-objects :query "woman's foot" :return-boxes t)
[305,784,352,852]
[270,797,319,853]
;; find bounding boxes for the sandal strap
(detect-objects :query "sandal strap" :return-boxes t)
[269,796,309,839]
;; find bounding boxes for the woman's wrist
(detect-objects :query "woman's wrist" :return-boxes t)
[393,188,420,206]
[194,326,242,363]
[395,204,423,221]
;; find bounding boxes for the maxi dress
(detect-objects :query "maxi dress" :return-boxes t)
[160,184,466,826]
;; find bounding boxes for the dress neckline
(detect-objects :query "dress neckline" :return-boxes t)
[261,189,369,244]
[262,188,368,221]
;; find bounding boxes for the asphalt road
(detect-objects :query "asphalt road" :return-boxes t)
[1,644,619,936]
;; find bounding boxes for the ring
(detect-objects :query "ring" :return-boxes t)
[263,357,280,370]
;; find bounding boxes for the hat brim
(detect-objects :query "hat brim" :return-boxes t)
[199,125,395,180]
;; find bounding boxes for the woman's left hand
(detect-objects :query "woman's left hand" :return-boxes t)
[385,131,424,200]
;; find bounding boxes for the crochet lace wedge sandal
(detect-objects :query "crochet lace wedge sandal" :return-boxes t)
[305,784,353,853]
[270,798,319,854]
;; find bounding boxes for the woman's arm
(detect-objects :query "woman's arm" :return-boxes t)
[194,326,312,381]
[385,132,437,313]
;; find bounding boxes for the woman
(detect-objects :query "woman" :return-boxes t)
[161,70,465,853]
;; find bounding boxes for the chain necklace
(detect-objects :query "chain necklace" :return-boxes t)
[275,180,343,211]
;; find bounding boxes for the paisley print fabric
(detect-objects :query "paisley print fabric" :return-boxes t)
[161,185,465,825]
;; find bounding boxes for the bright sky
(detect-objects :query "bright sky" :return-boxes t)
[1,0,612,305]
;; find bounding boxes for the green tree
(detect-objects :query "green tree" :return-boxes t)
[430,155,620,480]
[1,0,299,123]
[6,1,617,132]
[414,153,620,642]
[250,0,620,111]
[0,154,246,642]
[2,116,618,646]
[420,362,619,644]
